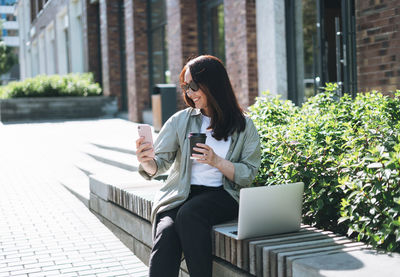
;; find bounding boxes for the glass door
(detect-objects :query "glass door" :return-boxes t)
[285,0,357,105]
[197,0,225,63]
[147,0,169,107]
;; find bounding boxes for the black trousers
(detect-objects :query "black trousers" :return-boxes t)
[148,185,239,277]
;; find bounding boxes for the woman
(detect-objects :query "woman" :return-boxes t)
[136,55,261,277]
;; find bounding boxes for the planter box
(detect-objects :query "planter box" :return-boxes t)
[0,96,118,122]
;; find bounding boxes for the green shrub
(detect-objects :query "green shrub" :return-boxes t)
[0,73,102,99]
[249,84,400,252]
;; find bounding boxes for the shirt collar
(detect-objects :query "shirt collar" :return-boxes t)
[190,108,202,116]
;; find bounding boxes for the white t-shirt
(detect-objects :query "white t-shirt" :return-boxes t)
[190,115,231,187]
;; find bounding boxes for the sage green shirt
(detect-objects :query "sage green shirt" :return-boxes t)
[139,107,261,224]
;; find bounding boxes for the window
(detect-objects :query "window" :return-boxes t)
[147,0,169,92]
[118,0,127,111]
[31,40,39,76]
[6,14,17,21]
[7,30,18,36]
[56,11,70,75]
[0,0,16,6]
[46,23,56,74]
[38,33,46,74]
[69,0,85,73]
[285,0,357,105]
[198,0,225,63]
[64,28,71,73]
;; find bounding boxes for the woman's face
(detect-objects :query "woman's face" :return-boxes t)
[184,69,210,116]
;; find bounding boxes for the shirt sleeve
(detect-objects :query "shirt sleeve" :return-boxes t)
[138,115,179,180]
[231,118,261,187]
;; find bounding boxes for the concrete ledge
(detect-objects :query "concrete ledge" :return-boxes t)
[89,173,162,221]
[89,192,153,247]
[89,174,400,277]
[0,96,118,122]
[292,249,400,277]
[89,177,253,277]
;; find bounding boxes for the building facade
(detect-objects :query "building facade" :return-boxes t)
[16,0,87,81]
[15,0,400,123]
[0,0,19,83]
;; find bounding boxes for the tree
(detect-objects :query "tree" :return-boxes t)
[0,19,17,79]
[0,41,17,75]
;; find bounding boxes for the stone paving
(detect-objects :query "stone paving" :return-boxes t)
[0,119,149,277]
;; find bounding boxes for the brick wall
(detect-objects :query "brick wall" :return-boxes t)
[84,0,102,84]
[124,0,149,122]
[224,0,258,109]
[99,0,122,107]
[246,0,258,106]
[356,0,400,94]
[166,0,199,110]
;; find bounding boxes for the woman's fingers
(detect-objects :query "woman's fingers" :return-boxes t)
[192,144,215,164]
[196,143,209,149]
[192,144,220,167]
[137,150,154,163]
[136,137,154,162]
[137,139,152,153]
[192,153,206,159]
[138,147,153,156]
[192,147,207,154]
[139,155,154,162]
[136,137,144,148]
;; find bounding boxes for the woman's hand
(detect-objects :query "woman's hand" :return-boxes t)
[192,143,221,168]
[136,137,155,162]
[192,143,235,181]
[136,137,157,175]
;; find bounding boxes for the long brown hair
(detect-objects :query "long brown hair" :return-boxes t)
[179,55,245,141]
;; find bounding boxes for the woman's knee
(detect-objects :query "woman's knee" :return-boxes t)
[175,204,207,232]
[154,217,179,245]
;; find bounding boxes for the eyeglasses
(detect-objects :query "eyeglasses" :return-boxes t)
[181,80,199,95]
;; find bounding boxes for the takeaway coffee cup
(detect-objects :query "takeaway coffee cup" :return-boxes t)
[188,133,207,159]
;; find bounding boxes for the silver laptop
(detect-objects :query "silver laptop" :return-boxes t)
[228,182,304,240]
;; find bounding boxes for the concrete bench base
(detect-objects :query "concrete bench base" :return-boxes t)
[89,173,400,277]
[89,191,252,277]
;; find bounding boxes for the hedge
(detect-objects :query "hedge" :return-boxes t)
[249,83,400,252]
[0,73,102,99]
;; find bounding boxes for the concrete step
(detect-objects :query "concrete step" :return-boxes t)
[81,142,140,172]
[60,145,139,207]
[64,141,168,210]
[74,155,136,178]
[59,175,90,208]
[80,142,169,181]
[90,142,137,155]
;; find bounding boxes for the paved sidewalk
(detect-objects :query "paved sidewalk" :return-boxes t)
[0,119,149,277]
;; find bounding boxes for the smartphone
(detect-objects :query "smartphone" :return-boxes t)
[137,124,155,158]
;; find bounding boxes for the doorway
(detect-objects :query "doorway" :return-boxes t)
[285,0,357,105]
